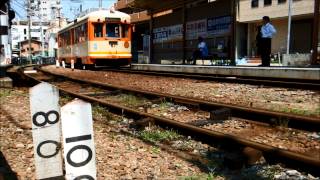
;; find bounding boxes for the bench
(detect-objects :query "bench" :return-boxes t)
[192,54,231,66]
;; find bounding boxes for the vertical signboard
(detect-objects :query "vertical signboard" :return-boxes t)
[30,82,63,179]
[61,99,96,180]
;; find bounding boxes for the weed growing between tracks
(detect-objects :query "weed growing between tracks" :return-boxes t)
[113,93,149,108]
[178,172,218,180]
[0,88,12,98]
[92,105,118,122]
[240,164,282,180]
[138,128,182,143]
[280,107,316,116]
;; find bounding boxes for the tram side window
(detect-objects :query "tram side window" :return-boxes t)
[74,26,80,43]
[59,32,67,47]
[65,31,71,45]
[58,34,62,47]
[81,23,88,42]
[94,23,103,38]
[121,24,129,38]
[106,23,120,38]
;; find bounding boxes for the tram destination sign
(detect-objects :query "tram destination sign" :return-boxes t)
[105,17,121,22]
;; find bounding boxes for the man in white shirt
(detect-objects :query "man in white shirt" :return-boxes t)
[260,16,276,66]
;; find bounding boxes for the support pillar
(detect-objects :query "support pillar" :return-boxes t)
[149,11,154,64]
[230,0,237,66]
[311,0,319,65]
[182,2,187,64]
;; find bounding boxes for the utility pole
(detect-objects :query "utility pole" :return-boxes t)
[39,0,44,57]
[27,0,32,64]
[99,0,102,9]
[57,0,61,28]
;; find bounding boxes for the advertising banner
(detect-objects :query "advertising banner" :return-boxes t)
[207,16,232,36]
[186,19,207,40]
[153,24,182,43]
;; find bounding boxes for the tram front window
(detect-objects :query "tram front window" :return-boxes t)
[121,24,129,38]
[94,23,103,37]
[106,23,120,38]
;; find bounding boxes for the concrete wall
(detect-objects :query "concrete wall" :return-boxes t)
[246,17,315,56]
[238,0,316,22]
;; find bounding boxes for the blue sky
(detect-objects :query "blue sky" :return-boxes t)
[61,0,116,20]
[11,0,116,20]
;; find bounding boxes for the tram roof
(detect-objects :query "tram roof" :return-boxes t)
[58,9,131,33]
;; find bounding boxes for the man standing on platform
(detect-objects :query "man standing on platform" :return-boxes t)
[260,16,276,67]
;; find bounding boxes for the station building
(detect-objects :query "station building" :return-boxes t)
[237,0,320,59]
[115,0,319,65]
[115,0,236,64]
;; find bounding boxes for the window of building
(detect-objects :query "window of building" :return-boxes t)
[94,23,103,37]
[121,24,129,38]
[278,0,286,4]
[24,29,27,35]
[251,0,259,8]
[106,23,120,38]
[264,0,272,6]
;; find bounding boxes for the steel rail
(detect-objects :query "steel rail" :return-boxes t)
[98,68,320,90]
[21,67,320,175]
[37,67,320,131]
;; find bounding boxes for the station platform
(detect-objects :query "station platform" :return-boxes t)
[131,64,320,81]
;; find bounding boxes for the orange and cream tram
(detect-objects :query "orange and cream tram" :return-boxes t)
[57,9,132,68]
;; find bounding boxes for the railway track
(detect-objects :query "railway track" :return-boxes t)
[19,66,320,175]
[97,67,320,91]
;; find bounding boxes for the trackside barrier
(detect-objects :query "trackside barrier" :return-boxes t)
[71,59,74,71]
[56,60,60,68]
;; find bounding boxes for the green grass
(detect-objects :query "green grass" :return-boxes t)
[159,100,171,110]
[116,94,146,107]
[240,165,281,180]
[0,89,12,98]
[59,95,74,106]
[92,105,117,122]
[178,173,218,180]
[138,129,182,143]
[277,106,319,117]
[151,146,161,154]
[276,117,290,128]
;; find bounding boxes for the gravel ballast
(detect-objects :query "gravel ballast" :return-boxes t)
[42,66,320,118]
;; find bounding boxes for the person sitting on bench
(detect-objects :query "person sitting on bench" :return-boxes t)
[192,36,208,65]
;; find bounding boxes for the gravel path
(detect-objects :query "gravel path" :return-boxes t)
[42,66,320,118]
